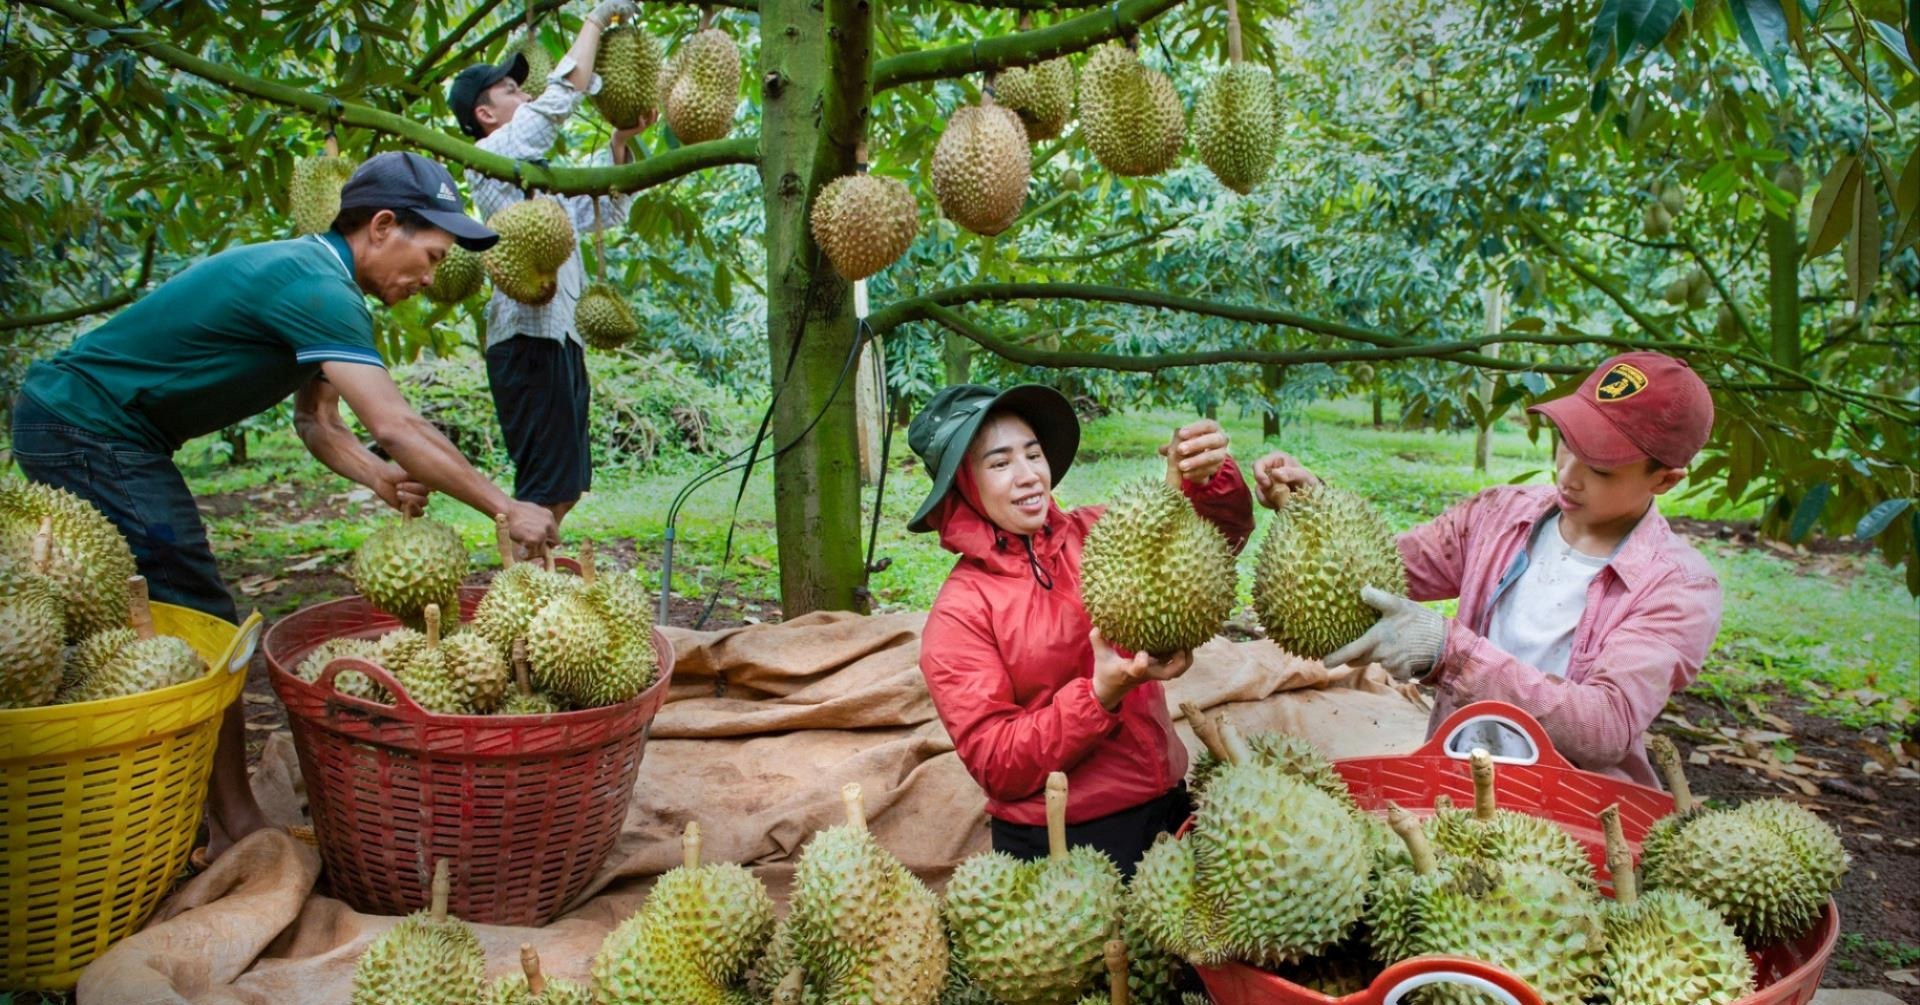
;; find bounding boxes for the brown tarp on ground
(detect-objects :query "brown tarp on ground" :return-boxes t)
[77,611,1431,1005]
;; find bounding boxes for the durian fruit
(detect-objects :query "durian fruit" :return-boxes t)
[1080,478,1236,656]
[1685,267,1711,309]
[1363,803,1458,965]
[811,172,920,282]
[573,544,659,707]
[662,26,741,143]
[575,282,640,350]
[0,476,136,641]
[995,57,1075,142]
[591,820,776,1004]
[483,198,577,306]
[59,576,207,704]
[756,783,948,1005]
[1192,15,1279,197]
[384,604,510,715]
[1379,804,1606,1005]
[290,152,355,235]
[931,99,1031,237]
[486,944,590,1005]
[296,635,391,703]
[1132,721,1369,968]
[1594,805,1754,1005]
[1251,483,1406,661]
[1662,277,1692,306]
[350,860,486,1005]
[591,22,664,130]
[946,773,1122,1005]
[0,519,66,707]
[473,524,583,657]
[426,245,486,304]
[1420,748,1595,890]
[1067,940,1133,1005]
[511,31,555,100]
[1114,903,1185,1005]
[1636,735,1708,881]
[1185,725,1350,809]
[496,639,567,715]
[1641,202,1673,238]
[351,515,468,630]
[1078,44,1184,178]
[1732,798,1850,897]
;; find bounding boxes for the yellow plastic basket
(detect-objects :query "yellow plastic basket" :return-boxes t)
[0,604,261,992]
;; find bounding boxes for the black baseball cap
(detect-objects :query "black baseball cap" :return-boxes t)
[337,152,498,251]
[449,52,529,139]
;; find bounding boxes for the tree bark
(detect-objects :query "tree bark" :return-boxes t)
[760,0,873,614]
[1474,285,1504,473]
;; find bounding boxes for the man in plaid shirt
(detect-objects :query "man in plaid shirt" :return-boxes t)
[449,0,649,537]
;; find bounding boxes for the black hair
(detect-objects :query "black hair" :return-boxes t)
[330,205,434,236]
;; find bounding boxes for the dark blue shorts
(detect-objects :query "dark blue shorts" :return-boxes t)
[485,335,592,506]
[9,394,239,624]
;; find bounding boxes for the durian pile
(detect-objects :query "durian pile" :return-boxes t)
[0,479,214,710]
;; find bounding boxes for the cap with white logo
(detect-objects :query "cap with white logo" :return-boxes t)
[336,151,498,251]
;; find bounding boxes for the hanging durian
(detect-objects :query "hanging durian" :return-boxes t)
[591,821,776,1003]
[812,165,920,282]
[1251,483,1406,661]
[350,514,469,630]
[483,198,577,306]
[350,860,486,1005]
[591,20,663,130]
[662,21,741,143]
[1079,44,1184,178]
[1080,477,1236,657]
[1193,1,1278,195]
[946,773,1122,1005]
[994,19,1075,144]
[932,97,1031,236]
[510,29,555,100]
[1594,805,1754,1005]
[425,245,487,304]
[290,134,355,235]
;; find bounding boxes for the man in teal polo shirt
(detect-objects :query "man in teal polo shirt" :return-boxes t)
[11,151,559,858]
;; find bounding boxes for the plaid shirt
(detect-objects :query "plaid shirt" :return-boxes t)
[467,57,634,350]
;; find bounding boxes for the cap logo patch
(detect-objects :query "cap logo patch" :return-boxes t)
[436,182,459,204]
[1596,362,1648,403]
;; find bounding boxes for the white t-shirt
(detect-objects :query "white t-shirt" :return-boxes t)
[1485,513,1610,679]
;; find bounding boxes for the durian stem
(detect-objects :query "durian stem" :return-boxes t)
[494,513,515,568]
[1648,735,1695,813]
[126,576,156,640]
[424,603,442,647]
[543,552,555,573]
[698,5,717,30]
[580,541,597,587]
[1470,748,1496,822]
[1224,0,1243,65]
[512,639,533,697]
[1104,939,1130,1005]
[1387,802,1438,876]
[1179,701,1232,763]
[323,131,339,157]
[520,943,546,994]
[841,782,867,832]
[854,140,869,168]
[429,858,451,922]
[1433,794,1455,814]
[1599,805,1637,906]
[773,967,805,1003]
[30,516,53,574]
[1218,715,1255,767]
[684,820,703,869]
[1045,772,1069,861]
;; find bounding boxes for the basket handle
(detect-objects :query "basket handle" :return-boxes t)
[1419,701,1573,771]
[313,655,433,720]
[1374,956,1544,1005]
[225,612,266,675]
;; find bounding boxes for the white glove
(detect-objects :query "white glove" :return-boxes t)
[1323,586,1446,681]
[586,0,637,28]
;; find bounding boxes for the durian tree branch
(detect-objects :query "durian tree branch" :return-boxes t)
[23,0,758,196]
[0,231,158,334]
[873,0,1184,93]
[410,0,514,87]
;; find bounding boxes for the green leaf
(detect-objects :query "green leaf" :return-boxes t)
[1806,155,1861,260]
[1588,0,1625,75]
[1846,174,1883,312]
[1856,498,1913,539]
[1629,0,1687,58]
[1728,0,1792,95]
[1869,20,1919,75]
[1788,482,1830,543]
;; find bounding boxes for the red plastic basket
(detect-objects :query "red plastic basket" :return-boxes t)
[263,586,672,926]
[1192,701,1840,1005]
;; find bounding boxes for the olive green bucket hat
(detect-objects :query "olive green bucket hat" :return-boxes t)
[906,384,1080,533]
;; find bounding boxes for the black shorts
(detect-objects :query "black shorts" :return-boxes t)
[485,335,591,506]
[990,783,1193,879]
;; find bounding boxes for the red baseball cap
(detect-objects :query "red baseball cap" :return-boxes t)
[1528,352,1714,468]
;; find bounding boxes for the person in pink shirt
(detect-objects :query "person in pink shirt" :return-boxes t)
[1252,352,1723,788]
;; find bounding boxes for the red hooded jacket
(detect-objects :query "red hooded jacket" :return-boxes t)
[919,459,1255,826]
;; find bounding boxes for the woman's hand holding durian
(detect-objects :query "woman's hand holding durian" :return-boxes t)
[1160,419,1231,488]
[1089,626,1192,711]
[1251,449,1321,510]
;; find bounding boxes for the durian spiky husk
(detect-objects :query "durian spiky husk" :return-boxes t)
[350,518,468,629]
[473,563,581,657]
[349,909,486,1005]
[591,24,664,129]
[1423,803,1595,891]
[663,28,740,144]
[1412,860,1605,1005]
[1186,730,1352,810]
[576,282,641,351]
[296,635,390,703]
[1597,888,1754,1005]
[944,848,1121,1005]
[483,199,577,306]
[526,592,612,702]
[931,101,1031,237]
[0,477,136,641]
[1251,484,1406,661]
[995,58,1075,141]
[484,972,591,1005]
[511,32,555,100]
[290,155,356,235]
[811,173,919,282]
[1731,798,1850,897]
[1194,63,1279,195]
[59,633,205,704]
[425,245,486,305]
[1080,479,1237,656]
[1642,807,1826,944]
[1079,45,1184,178]
[0,560,65,707]
[590,860,775,1003]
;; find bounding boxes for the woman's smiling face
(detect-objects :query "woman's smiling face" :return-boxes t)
[965,412,1052,536]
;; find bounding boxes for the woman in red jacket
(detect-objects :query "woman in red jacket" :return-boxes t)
[907,384,1254,874]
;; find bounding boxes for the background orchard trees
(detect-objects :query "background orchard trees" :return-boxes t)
[1,0,1915,610]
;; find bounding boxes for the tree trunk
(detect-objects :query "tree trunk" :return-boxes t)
[1473,285,1504,473]
[760,0,873,614]
[1371,384,1384,427]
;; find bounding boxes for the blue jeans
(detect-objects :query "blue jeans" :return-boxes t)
[10,394,238,623]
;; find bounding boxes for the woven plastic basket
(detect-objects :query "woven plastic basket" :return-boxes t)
[1191,701,1840,1005]
[263,587,673,926]
[1,605,259,992]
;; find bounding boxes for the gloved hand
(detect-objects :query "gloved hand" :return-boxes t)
[1322,586,1446,681]
[586,0,637,28]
